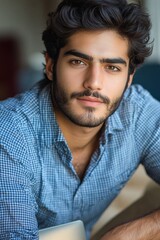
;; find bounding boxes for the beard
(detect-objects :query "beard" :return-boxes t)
[51,71,128,128]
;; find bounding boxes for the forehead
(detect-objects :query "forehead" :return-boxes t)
[60,30,129,61]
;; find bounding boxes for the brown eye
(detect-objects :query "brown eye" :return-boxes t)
[71,60,85,65]
[105,65,120,72]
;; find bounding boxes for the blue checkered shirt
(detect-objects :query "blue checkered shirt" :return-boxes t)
[0,80,160,240]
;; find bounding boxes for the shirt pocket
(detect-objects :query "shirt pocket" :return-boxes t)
[83,168,134,208]
[81,169,135,222]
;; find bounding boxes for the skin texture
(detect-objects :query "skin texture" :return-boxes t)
[100,210,160,240]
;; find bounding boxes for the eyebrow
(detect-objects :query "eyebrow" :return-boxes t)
[64,50,127,66]
[64,50,93,61]
[101,58,127,66]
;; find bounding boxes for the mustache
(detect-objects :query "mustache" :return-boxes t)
[71,89,110,104]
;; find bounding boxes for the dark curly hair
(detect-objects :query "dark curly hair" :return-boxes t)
[42,0,153,74]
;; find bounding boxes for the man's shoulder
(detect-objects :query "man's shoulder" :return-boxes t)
[0,81,41,113]
[0,80,50,136]
[113,84,160,130]
[123,84,160,109]
[0,79,49,117]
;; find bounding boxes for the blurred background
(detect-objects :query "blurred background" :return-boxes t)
[0,0,160,100]
[0,0,59,99]
[0,0,160,235]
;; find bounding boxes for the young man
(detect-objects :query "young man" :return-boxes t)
[0,0,160,239]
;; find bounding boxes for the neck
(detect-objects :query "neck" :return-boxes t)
[54,108,104,152]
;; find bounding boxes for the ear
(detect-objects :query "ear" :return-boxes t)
[127,71,135,88]
[45,53,54,81]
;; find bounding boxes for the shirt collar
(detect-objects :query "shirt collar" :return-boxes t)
[106,109,124,134]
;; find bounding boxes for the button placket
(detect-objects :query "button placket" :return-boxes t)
[72,188,83,220]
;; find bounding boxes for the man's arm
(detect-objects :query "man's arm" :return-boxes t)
[100,209,160,240]
[0,104,40,239]
[0,140,39,239]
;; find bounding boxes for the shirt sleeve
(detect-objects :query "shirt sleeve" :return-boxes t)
[0,108,39,239]
[135,89,160,184]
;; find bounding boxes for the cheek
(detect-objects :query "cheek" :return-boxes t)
[103,84,125,100]
[56,60,85,85]
[55,72,76,96]
[103,75,128,99]
[56,70,83,94]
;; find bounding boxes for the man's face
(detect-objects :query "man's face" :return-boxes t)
[47,30,134,128]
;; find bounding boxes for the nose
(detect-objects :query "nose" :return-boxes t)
[83,63,103,91]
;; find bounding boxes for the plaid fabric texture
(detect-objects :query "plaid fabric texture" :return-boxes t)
[0,80,160,239]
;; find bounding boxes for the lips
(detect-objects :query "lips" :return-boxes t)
[77,96,103,107]
[77,96,103,103]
